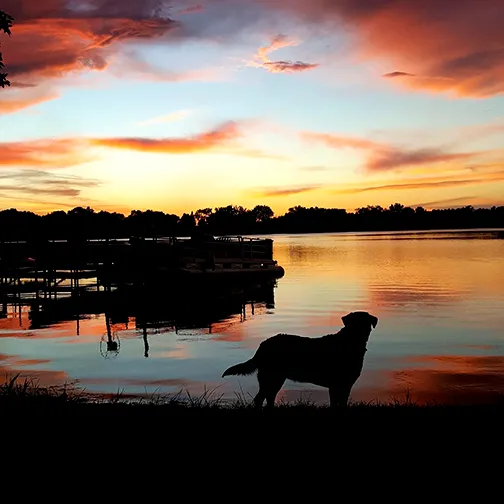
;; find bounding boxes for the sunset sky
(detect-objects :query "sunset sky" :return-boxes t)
[1,0,503,216]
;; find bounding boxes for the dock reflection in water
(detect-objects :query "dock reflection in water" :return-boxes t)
[0,278,277,397]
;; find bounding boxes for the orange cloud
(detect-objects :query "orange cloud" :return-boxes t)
[0,138,90,167]
[278,0,504,97]
[91,121,240,153]
[0,88,59,114]
[0,122,245,169]
[250,34,319,74]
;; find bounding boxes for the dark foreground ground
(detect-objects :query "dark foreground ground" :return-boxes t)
[4,376,504,433]
[5,376,504,488]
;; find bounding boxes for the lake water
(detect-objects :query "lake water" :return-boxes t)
[2,229,504,405]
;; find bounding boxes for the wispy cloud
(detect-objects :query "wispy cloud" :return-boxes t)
[263,60,319,73]
[0,168,100,200]
[411,196,481,209]
[0,169,99,187]
[8,82,38,89]
[302,132,383,151]
[0,89,59,114]
[91,121,241,153]
[137,110,192,126]
[178,4,205,15]
[217,146,288,161]
[383,71,415,78]
[111,51,224,83]
[249,34,319,74]
[367,149,476,172]
[333,171,504,194]
[303,131,479,172]
[411,196,504,210]
[254,186,320,197]
[0,185,81,197]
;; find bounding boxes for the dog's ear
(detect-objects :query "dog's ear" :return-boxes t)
[370,315,378,328]
[341,312,353,326]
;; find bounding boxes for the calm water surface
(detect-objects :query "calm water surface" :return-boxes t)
[2,229,504,404]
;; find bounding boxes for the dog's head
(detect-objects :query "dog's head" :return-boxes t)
[341,312,378,341]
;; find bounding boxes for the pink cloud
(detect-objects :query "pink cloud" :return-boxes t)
[274,0,504,97]
[303,130,480,172]
[249,34,319,74]
[0,0,181,112]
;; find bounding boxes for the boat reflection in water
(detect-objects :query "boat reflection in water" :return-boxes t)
[27,278,277,359]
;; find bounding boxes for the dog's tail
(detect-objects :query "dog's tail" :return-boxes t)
[222,357,258,377]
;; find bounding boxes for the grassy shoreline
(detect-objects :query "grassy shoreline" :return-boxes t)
[3,375,504,419]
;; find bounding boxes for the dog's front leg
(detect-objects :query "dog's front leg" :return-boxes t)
[329,385,352,409]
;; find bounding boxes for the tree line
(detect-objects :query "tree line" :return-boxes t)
[0,203,503,241]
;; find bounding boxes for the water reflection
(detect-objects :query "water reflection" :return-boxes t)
[1,230,504,404]
[382,354,504,404]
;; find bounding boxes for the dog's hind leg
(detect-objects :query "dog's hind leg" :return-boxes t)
[257,371,285,409]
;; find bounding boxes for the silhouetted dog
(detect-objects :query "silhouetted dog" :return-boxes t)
[222,311,378,408]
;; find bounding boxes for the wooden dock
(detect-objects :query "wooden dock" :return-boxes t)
[0,236,284,332]
[0,236,283,304]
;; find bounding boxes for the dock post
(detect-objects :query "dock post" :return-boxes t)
[34,264,39,304]
[143,325,149,358]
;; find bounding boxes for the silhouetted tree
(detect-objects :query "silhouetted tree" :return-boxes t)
[389,203,404,213]
[195,208,213,226]
[0,10,13,88]
[251,205,274,223]
[207,205,254,234]
[178,212,196,236]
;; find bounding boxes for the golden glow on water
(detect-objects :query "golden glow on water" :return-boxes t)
[1,230,503,404]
